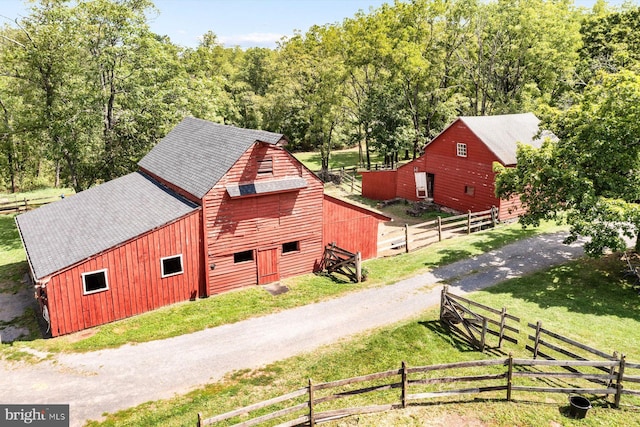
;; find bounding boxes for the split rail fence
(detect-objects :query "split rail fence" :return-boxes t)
[198,290,639,426]
[197,356,639,427]
[378,207,498,254]
[439,285,520,351]
[0,194,72,214]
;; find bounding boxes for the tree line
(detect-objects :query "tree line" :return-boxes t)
[1,1,638,256]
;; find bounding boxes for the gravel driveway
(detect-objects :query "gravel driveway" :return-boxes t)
[1,232,585,426]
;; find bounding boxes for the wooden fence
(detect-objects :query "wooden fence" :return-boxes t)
[378,207,498,254]
[0,194,71,214]
[198,355,639,427]
[320,243,362,283]
[313,167,362,194]
[439,285,520,352]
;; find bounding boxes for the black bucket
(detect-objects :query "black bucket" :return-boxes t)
[568,395,592,419]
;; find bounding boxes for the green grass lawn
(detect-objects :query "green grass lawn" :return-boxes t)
[293,147,386,171]
[85,254,640,427]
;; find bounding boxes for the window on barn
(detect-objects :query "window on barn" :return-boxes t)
[282,241,300,253]
[465,185,475,196]
[234,250,254,263]
[82,269,109,295]
[161,254,184,278]
[257,157,273,174]
[456,143,467,157]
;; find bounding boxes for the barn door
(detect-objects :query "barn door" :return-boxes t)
[257,247,280,285]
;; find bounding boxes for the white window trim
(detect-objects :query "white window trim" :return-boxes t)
[161,254,184,278]
[457,143,467,157]
[82,268,109,295]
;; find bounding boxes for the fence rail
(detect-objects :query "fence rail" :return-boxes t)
[198,355,639,426]
[198,291,639,426]
[440,285,520,351]
[0,194,71,214]
[378,207,498,254]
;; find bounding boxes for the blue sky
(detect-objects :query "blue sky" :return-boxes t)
[0,0,629,49]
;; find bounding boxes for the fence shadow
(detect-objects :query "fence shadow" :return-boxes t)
[480,256,640,321]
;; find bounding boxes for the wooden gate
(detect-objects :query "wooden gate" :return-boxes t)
[257,247,279,285]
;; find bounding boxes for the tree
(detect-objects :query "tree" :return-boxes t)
[495,70,640,255]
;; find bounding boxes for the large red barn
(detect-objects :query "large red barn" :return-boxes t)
[361,113,554,221]
[16,118,389,336]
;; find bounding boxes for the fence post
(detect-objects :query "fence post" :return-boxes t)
[480,317,488,352]
[437,216,442,241]
[498,307,507,348]
[507,353,513,402]
[404,224,409,253]
[491,206,497,227]
[467,210,471,234]
[607,351,619,398]
[615,355,626,408]
[401,361,408,408]
[533,321,542,359]
[356,252,362,283]
[309,378,315,426]
[440,285,448,321]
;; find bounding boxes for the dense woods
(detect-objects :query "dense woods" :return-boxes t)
[1,1,639,256]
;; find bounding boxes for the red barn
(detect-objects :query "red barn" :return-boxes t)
[16,117,388,336]
[361,113,554,221]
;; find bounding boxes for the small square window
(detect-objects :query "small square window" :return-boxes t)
[282,241,300,253]
[457,143,467,157]
[82,269,109,295]
[257,157,273,174]
[465,185,475,196]
[234,250,254,263]
[161,254,183,278]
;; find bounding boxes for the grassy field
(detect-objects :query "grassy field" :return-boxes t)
[85,254,640,427]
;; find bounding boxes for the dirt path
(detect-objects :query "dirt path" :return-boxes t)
[1,232,584,426]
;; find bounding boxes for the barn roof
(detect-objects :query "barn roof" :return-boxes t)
[138,117,286,199]
[15,172,199,280]
[456,113,554,165]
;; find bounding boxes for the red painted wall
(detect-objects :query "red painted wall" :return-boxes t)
[423,120,502,214]
[322,195,388,260]
[360,170,397,201]
[45,210,203,337]
[395,157,428,201]
[203,143,325,294]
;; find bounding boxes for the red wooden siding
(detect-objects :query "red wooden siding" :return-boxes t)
[360,170,397,201]
[322,195,389,260]
[257,247,280,284]
[45,210,202,337]
[203,143,325,294]
[395,157,428,201]
[423,121,502,214]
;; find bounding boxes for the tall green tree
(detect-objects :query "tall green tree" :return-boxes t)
[496,70,640,255]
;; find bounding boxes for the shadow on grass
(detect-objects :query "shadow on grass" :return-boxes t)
[422,227,541,269]
[480,255,640,322]
[0,261,29,288]
[418,320,477,353]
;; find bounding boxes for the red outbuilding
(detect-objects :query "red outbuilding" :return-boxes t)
[17,117,389,336]
[360,113,555,221]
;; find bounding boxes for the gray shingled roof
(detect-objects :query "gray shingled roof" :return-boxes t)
[15,172,199,280]
[457,113,554,165]
[139,117,285,199]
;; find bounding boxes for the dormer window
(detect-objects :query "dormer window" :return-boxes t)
[456,143,467,157]
[257,157,273,174]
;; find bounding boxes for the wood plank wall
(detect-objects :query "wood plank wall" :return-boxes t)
[203,143,325,294]
[46,210,202,336]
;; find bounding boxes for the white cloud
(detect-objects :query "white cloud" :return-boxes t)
[218,32,289,48]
